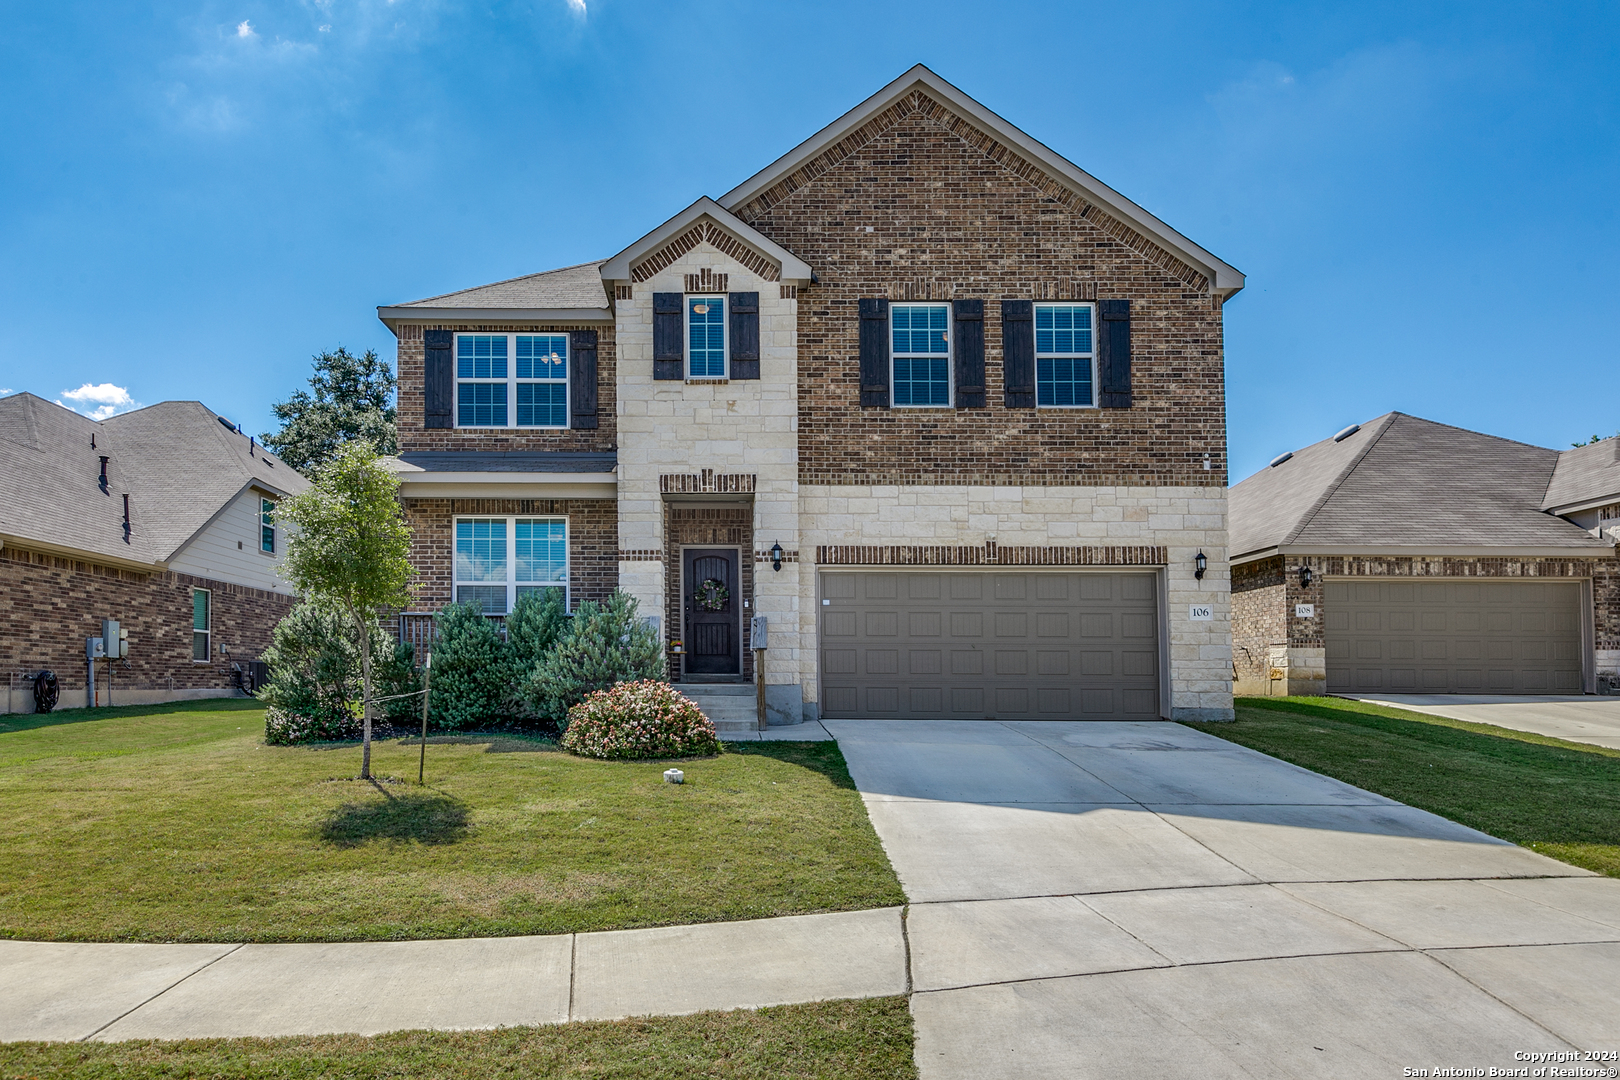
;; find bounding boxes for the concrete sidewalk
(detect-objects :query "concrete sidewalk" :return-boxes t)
[1348,693,1620,748]
[827,719,1620,1080]
[0,907,905,1042]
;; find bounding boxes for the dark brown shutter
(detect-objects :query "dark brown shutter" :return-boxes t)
[952,299,984,408]
[1001,301,1034,409]
[729,291,760,379]
[653,292,683,380]
[569,330,598,429]
[858,298,889,408]
[1098,299,1132,408]
[423,329,454,427]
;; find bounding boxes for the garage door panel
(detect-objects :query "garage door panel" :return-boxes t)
[1326,579,1583,696]
[820,571,1160,720]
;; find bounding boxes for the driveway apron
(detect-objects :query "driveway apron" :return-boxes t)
[824,719,1620,1080]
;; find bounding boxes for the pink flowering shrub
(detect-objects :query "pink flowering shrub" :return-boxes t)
[560,681,720,760]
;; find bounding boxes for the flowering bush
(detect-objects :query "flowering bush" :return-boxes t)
[560,681,719,760]
[265,705,370,746]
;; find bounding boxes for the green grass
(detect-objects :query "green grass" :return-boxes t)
[0,998,917,1079]
[1198,697,1620,877]
[0,701,903,943]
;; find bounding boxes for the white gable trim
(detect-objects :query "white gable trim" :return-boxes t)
[718,64,1244,298]
[599,197,813,284]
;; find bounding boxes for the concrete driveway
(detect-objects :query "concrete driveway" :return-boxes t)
[825,719,1620,1080]
[1349,694,1620,748]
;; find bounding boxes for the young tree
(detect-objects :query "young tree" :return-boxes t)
[276,440,415,778]
[262,347,398,473]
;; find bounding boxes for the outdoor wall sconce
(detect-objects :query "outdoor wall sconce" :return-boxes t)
[770,541,784,572]
[1299,566,1314,588]
[1194,551,1207,580]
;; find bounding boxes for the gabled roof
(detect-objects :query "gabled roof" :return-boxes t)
[1229,412,1612,562]
[1542,437,1620,514]
[598,197,813,284]
[377,261,612,329]
[718,64,1244,299]
[0,393,307,571]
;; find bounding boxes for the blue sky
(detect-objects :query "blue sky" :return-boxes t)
[1,1,1616,479]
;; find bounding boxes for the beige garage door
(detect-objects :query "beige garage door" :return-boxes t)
[1324,579,1584,695]
[818,571,1160,720]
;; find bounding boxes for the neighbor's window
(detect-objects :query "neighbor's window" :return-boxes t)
[455,333,568,428]
[687,296,726,378]
[453,516,568,615]
[1035,304,1095,408]
[192,588,211,662]
[260,498,275,553]
[891,304,950,406]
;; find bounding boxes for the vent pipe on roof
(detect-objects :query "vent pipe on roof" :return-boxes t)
[1332,424,1361,442]
[122,494,131,545]
[1268,451,1293,468]
[98,456,110,493]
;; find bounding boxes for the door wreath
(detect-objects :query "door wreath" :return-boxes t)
[697,578,730,611]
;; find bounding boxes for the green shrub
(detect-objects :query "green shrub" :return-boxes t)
[259,601,417,743]
[524,591,666,727]
[264,706,362,746]
[374,638,423,725]
[504,588,569,718]
[427,601,510,731]
[561,680,718,759]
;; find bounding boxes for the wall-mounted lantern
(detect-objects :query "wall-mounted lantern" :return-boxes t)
[1194,551,1207,580]
[1299,566,1314,589]
[770,541,784,572]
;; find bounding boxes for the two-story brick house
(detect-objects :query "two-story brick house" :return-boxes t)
[378,66,1243,723]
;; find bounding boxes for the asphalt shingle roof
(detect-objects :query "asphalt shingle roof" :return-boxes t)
[391,261,609,311]
[1542,437,1620,512]
[1229,412,1610,558]
[0,393,308,568]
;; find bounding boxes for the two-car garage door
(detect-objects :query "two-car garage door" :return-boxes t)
[819,570,1161,720]
[1324,579,1584,695]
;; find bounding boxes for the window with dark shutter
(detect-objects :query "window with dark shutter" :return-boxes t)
[858,298,890,408]
[653,292,683,380]
[423,329,454,428]
[570,330,598,429]
[729,292,760,379]
[1001,301,1034,409]
[952,299,984,408]
[1098,299,1132,409]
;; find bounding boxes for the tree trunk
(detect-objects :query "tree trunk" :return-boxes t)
[353,603,373,780]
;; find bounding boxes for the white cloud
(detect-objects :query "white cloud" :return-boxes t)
[0,389,12,396]
[237,19,256,37]
[58,383,139,421]
[319,24,332,32]
[566,0,586,16]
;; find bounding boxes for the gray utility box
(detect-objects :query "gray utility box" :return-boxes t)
[749,616,768,650]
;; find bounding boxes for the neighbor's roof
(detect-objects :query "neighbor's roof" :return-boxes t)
[377,261,612,329]
[0,393,308,571]
[718,64,1245,298]
[1542,436,1620,514]
[1228,412,1612,561]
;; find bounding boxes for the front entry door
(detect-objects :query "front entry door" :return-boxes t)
[684,548,740,675]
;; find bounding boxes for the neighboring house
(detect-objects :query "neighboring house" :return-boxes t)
[0,393,308,712]
[1229,412,1620,697]
[377,65,1244,723]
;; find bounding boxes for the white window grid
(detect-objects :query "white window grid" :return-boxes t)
[686,296,727,379]
[192,588,211,662]
[260,498,275,554]
[1034,302,1098,409]
[452,516,570,616]
[453,333,569,429]
[890,303,953,408]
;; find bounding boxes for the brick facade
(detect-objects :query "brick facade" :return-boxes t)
[1,542,292,711]
[394,322,617,454]
[400,497,618,611]
[734,92,1227,488]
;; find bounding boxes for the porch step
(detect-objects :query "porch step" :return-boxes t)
[677,684,762,732]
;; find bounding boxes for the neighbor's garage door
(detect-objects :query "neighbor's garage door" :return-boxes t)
[818,571,1160,720]
[1324,579,1584,695]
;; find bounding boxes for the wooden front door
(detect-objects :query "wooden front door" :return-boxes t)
[684,548,740,675]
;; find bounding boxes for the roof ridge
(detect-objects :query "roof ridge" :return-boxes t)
[402,260,607,306]
[1392,411,1561,455]
[1280,413,1400,547]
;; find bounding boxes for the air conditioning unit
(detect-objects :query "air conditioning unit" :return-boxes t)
[1599,674,1620,697]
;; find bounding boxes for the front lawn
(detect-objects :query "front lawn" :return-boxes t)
[1198,697,1620,878]
[0,701,903,943]
[0,998,917,1080]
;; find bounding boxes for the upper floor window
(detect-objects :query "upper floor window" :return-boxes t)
[453,516,568,615]
[1035,304,1095,408]
[260,498,275,553]
[456,333,567,428]
[687,297,726,378]
[892,304,950,406]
